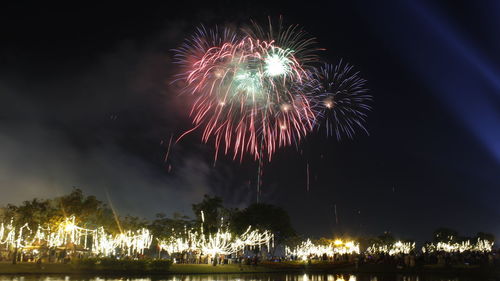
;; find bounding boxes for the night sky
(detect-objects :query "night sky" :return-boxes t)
[1,1,499,242]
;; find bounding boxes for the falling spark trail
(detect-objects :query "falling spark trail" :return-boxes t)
[164,133,173,162]
[306,162,310,192]
[175,123,202,144]
[256,158,263,203]
[256,127,266,203]
[334,204,339,225]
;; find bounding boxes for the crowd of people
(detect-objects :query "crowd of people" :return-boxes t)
[2,244,499,271]
[286,250,500,268]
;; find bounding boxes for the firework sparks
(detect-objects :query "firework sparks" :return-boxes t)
[306,162,310,192]
[164,133,173,163]
[313,62,372,139]
[173,19,371,162]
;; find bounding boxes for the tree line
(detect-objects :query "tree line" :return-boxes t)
[0,188,494,250]
[0,189,296,249]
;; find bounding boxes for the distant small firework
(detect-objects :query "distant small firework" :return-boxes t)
[313,62,372,139]
[173,18,371,162]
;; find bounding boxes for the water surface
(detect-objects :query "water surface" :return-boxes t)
[0,274,492,281]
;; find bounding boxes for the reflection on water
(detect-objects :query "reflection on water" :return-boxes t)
[0,274,482,281]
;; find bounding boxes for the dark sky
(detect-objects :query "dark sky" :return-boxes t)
[1,1,499,242]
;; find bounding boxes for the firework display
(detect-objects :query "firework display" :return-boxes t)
[174,19,371,161]
[312,62,371,139]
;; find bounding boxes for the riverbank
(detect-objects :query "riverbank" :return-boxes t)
[0,263,271,275]
[0,262,498,276]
